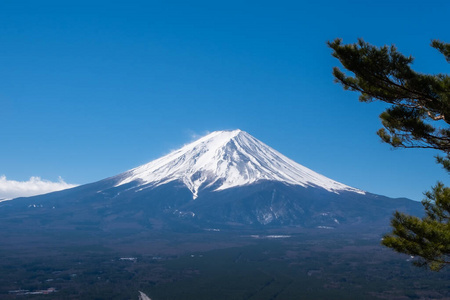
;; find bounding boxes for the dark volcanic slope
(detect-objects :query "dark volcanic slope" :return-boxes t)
[0,177,422,235]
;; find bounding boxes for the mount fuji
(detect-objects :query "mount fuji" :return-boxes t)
[0,130,421,231]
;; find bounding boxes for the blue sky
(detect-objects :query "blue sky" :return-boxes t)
[1,0,449,200]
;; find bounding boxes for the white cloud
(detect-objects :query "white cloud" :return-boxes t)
[0,175,78,201]
[189,130,209,141]
[186,129,211,142]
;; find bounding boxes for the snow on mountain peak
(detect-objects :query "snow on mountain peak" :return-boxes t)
[115,130,364,198]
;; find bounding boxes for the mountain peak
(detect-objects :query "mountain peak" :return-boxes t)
[115,130,364,199]
[191,129,243,144]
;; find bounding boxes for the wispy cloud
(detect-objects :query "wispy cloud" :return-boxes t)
[0,175,78,201]
[185,129,211,142]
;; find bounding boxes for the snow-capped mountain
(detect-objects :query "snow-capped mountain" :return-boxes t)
[115,129,364,199]
[0,129,422,230]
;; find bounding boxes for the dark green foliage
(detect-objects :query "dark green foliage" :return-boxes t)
[328,39,450,161]
[431,40,450,62]
[382,183,450,271]
[329,38,450,271]
[1,234,449,299]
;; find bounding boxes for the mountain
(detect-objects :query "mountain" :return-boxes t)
[0,129,422,232]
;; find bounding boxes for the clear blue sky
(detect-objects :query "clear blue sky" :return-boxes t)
[1,0,449,201]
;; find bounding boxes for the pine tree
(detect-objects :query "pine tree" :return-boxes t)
[328,38,450,271]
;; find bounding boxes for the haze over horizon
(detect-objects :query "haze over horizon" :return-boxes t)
[1,0,449,201]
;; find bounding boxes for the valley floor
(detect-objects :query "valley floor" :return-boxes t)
[0,228,448,300]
